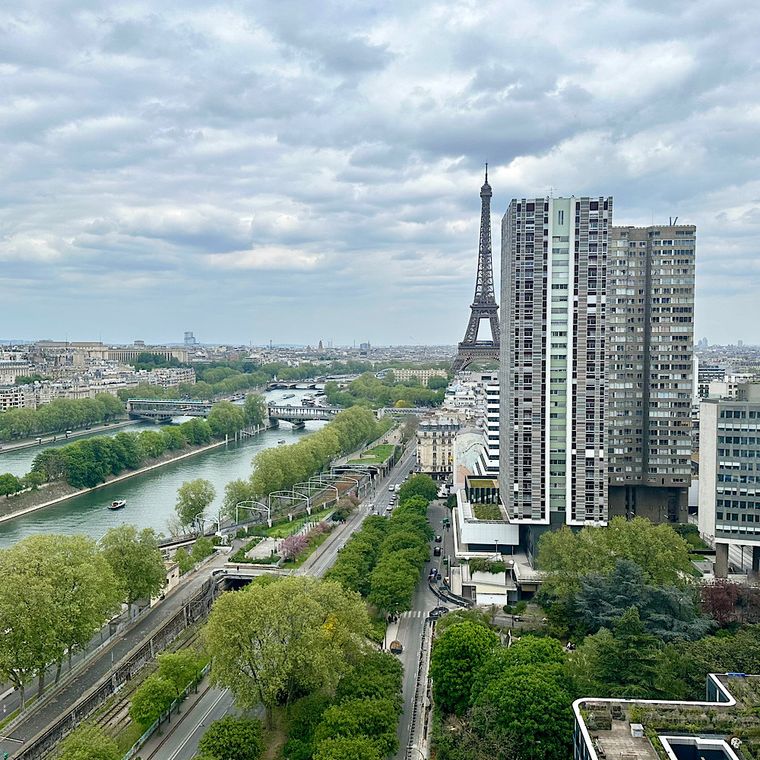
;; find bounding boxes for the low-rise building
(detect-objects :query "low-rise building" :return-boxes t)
[390,367,447,384]
[148,367,196,387]
[574,672,757,760]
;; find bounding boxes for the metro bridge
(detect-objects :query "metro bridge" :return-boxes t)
[126,398,212,421]
[267,404,341,429]
[126,398,341,427]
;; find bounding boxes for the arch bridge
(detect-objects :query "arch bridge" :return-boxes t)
[267,404,341,429]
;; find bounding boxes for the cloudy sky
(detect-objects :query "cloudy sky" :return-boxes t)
[1,0,758,346]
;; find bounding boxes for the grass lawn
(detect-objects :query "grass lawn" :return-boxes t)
[472,502,503,520]
[265,507,334,538]
[347,443,397,466]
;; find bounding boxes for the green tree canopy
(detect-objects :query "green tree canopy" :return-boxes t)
[207,400,246,438]
[313,697,398,757]
[471,664,573,760]
[203,576,370,725]
[157,649,204,694]
[129,674,176,727]
[398,474,438,504]
[198,715,265,760]
[430,622,500,715]
[175,478,216,531]
[537,516,694,599]
[100,525,166,607]
[313,736,382,760]
[55,722,120,760]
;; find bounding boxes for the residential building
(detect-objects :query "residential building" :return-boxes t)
[0,385,36,411]
[698,383,760,577]
[389,368,448,384]
[148,367,196,388]
[607,224,696,523]
[574,672,755,760]
[0,360,33,385]
[499,196,612,554]
[416,419,459,478]
[475,381,499,477]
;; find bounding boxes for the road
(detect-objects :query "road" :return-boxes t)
[393,499,450,760]
[132,445,419,760]
[138,683,245,760]
[0,419,137,454]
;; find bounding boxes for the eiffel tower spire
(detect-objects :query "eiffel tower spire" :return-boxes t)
[452,165,500,372]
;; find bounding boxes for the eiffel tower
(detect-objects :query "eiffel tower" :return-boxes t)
[452,165,500,372]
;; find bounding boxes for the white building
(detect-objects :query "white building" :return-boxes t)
[416,419,459,478]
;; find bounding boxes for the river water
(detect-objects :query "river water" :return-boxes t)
[0,389,324,548]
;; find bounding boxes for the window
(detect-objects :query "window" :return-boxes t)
[558,210,565,225]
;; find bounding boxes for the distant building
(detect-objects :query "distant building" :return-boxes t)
[0,361,32,385]
[148,367,196,388]
[416,419,459,478]
[391,368,448,384]
[0,385,36,411]
[184,331,197,346]
[698,383,760,577]
[607,224,696,524]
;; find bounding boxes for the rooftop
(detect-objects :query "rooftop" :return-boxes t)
[575,674,760,760]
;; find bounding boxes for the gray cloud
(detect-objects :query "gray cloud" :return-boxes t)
[0,0,758,345]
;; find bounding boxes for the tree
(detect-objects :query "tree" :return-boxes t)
[398,474,438,504]
[428,376,449,390]
[203,576,370,725]
[313,736,382,760]
[334,650,403,707]
[129,674,177,727]
[313,697,399,756]
[55,722,120,760]
[244,394,267,427]
[399,415,420,443]
[208,400,246,438]
[573,559,711,641]
[198,716,265,760]
[430,622,500,715]
[157,649,203,694]
[100,525,166,609]
[0,472,23,496]
[471,665,573,760]
[367,555,418,615]
[223,478,255,520]
[537,517,694,599]
[175,478,216,532]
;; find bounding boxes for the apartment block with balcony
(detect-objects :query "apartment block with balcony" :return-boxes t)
[607,224,696,523]
[499,196,611,555]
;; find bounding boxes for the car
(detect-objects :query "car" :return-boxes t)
[430,606,449,619]
[434,535,442,543]
[389,640,403,655]
[388,485,395,492]
[433,546,442,556]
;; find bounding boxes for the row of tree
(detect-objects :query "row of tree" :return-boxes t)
[0,393,125,441]
[222,407,390,510]
[326,475,437,616]
[324,372,446,409]
[0,396,266,494]
[0,526,166,709]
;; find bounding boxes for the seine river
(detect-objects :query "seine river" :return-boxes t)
[0,389,324,548]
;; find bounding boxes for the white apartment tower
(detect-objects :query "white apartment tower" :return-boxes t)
[499,197,612,552]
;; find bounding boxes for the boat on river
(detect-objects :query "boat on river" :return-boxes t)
[109,499,127,511]
[283,393,295,399]
[278,439,287,445]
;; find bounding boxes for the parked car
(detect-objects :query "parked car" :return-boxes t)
[434,535,442,543]
[389,640,403,655]
[433,546,442,556]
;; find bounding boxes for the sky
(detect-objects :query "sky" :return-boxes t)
[1,0,759,347]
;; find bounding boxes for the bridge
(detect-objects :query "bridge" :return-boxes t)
[267,404,341,429]
[126,398,212,422]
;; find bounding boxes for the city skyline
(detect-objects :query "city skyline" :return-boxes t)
[3,1,760,345]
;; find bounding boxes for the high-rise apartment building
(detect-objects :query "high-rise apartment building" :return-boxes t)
[607,224,696,523]
[499,196,612,553]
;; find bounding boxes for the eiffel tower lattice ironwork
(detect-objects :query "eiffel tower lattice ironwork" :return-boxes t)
[452,165,500,372]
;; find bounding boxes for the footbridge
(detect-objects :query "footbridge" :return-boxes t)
[126,398,212,422]
[267,404,341,429]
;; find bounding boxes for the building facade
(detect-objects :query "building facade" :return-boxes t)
[416,419,459,478]
[0,385,36,411]
[698,384,760,577]
[499,196,612,550]
[607,224,696,523]
[390,368,448,384]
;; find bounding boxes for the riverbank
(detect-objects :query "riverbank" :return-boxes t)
[0,419,137,455]
[0,439,227,524]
